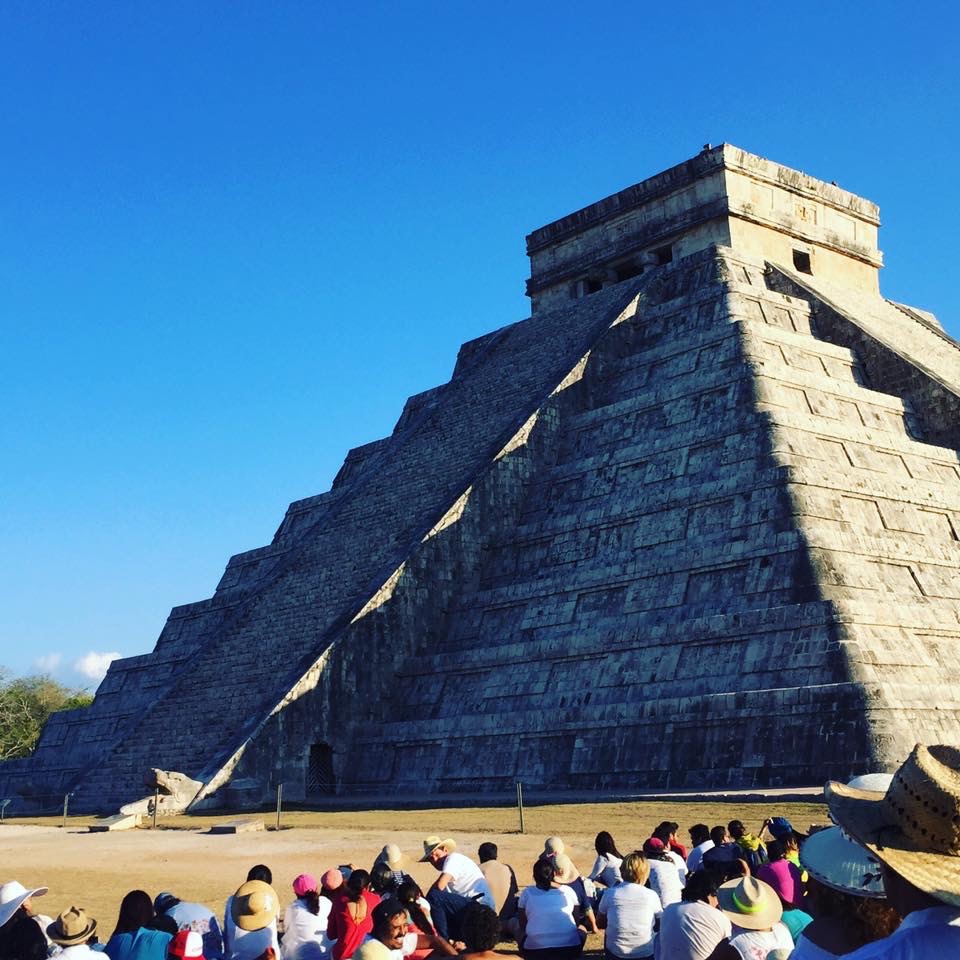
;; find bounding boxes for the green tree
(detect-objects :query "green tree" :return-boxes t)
[0,669,93,761]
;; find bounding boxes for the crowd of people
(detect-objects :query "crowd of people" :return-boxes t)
[1,743,958,960]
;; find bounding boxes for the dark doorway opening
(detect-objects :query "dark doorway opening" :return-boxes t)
[306,743,336,796]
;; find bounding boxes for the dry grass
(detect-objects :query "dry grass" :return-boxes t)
[3,798,827,956]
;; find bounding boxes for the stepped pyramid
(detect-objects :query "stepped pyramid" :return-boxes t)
[5,144,960,812]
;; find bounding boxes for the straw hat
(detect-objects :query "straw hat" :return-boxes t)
[826,744,960,907]
[46,906,97,946]
[419,836,456,862]
[230,880,279,931]
[717,876,783,930]
[0,881,48,929]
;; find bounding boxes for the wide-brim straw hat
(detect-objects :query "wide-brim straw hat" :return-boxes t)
[0,881,48,929]
[46,906,97,946]
[419,836,456,862]
[231,880,279,931]
[717,876,783,930]
[826,744,960,908]
[800,826,885,898]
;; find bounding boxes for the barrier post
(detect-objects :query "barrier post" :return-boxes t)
[516,781,525,834]
[276,783,283,830]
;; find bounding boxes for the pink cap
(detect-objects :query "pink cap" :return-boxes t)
[320,869,343,891]
[644,837,665,852]
[292,874,318,897]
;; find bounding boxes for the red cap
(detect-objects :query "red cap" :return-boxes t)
[169,931,204,960]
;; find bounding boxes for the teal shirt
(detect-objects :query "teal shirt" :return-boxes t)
[104,928,172,960]
[781,907,813,943]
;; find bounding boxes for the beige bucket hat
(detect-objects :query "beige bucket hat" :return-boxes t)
[825,743,960,907]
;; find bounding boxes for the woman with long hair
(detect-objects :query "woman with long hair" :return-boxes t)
[282,874,333,960]
[589,832,625,889]
[326,870,379,960]
[105,891,171,960]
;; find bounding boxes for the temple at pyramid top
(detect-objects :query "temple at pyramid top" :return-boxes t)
[526,144,882,312]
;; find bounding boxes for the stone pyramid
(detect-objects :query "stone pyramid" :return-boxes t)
[5,145,960,812]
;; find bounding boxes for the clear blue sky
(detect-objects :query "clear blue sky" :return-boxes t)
[1,1,958,687]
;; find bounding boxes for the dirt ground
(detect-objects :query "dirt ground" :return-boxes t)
[3,799,827,956]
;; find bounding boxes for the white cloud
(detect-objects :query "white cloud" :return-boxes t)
[73,651,121,682]
[33,652,62,673]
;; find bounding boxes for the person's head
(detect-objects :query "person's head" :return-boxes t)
[478,842,498,864]
[370,900,408,951]
[113,890,153,936]
[594,831,621,859]
[532,858,556,891]
[320,869,344,901]
[419,836,455,871]
[395,880,432,936]
[682,870,719,905]
[247,865,272,885]
[765,839,785,863]
[642,837,668,861]
[620,851,650,885]
[154,893,180,916]
[461,904,501,953]
[3,914,48,960]
[710,825,728,846]
[0,881,48,925]
[689,824,710,846]
[369,862,395,895]
[804,877,900,946]
[652,822,673,844]
[717,876,781,932]
[346,869,370,902]
[168,929,205,960]
[543,836,564,858]
[728,820,745,840]
[292,874,320,916]
[47,907,98,949]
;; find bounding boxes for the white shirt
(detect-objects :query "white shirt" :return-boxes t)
[657,900,732,960]
[664,849,688,885]
[647,859,683,908]
[439,851,494,907]
[223,896,281,960]
[589,853,624,888]
[686,841,715,874]
[56,947,101,960]
[282,898,333,960]
[598,882,662,958]
[730,921,793,959]
[837,906,960,958]
[518,885,581,950]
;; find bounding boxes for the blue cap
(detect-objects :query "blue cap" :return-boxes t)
[769,817,794,840]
